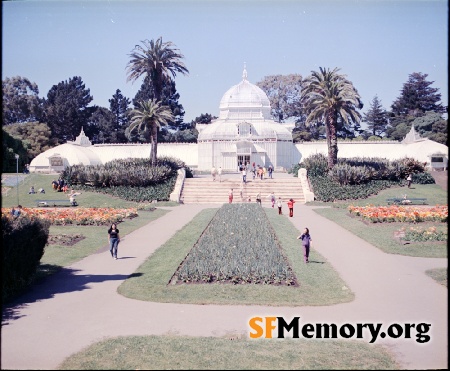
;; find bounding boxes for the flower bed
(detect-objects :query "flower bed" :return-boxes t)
[1,207,138,226]
[347,205,448,223]
[397,226,447,242]
[171,203,297,286]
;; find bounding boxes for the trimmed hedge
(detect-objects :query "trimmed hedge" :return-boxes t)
[2,214,50,302]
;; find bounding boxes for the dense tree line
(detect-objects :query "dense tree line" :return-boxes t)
[256,71,447,145]
[2,46,447,172]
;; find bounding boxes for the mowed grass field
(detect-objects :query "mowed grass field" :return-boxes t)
[2,173,446,369]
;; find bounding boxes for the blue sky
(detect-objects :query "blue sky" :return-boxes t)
[2,0,448,124]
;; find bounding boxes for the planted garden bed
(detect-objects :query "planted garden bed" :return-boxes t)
[170,203,298,286]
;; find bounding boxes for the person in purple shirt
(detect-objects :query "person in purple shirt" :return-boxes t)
[297,227,312,263]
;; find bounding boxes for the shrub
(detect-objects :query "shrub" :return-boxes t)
[412,172,436,184]
[302,153,328,177]
[2,214,50,302]
[310,176,400,202]
[60,156,185,202]
[301,155,434,201]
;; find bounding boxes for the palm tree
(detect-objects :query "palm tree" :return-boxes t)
[301,67,363,169]
[129,99,174,166]
[126,37,189,103]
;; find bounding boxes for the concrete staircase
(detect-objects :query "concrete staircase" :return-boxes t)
[181,172,305,204]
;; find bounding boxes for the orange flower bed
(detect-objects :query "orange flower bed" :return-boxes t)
[348,205,448,223]
[1,207,138,226]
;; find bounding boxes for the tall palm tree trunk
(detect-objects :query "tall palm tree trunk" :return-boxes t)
[150,124,158,166]
[326,112,339,169]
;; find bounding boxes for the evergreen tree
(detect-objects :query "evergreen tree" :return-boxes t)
[85,106,116,144]
[132,77,185,135]
[391,72,446,116]
[363,95,389,137]
[43,76,93,143]
[109,89,131,143]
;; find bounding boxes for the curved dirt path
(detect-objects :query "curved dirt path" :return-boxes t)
[1,203,447,370]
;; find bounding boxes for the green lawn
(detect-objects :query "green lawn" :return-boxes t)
[307,183,447,258]
[306,183,447,208]
[57,335,400,370]
[3,176,444,370]
[118,207,355,306]
[425,267,448,287]
[1,173,179,209]
[313,207,447,258]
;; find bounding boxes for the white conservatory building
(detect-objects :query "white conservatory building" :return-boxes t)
[29,67,448,173]
[196,66,298,171]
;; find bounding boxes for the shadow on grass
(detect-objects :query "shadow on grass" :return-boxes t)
[1,267,143,326]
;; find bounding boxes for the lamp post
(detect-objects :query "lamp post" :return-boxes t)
[15,154,19,206]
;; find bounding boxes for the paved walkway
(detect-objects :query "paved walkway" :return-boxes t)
[1,203,447,370]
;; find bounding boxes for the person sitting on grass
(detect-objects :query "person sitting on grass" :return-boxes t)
[68,189,81,206]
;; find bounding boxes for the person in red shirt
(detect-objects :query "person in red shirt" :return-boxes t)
[287,198,296,217]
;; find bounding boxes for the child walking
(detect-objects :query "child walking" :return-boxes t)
[277,197,283,215]
[297,228,312,263]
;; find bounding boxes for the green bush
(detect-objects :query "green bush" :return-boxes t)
[412,172,436,184]
[60,156,186,202]
[298,154,434,201]
[301,153,328,177]
[309,176,401,202]
[2,214,50,302]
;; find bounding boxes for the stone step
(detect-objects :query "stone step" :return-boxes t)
[181,175,305,204]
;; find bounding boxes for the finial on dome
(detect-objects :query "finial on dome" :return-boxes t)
[242,62,248,81]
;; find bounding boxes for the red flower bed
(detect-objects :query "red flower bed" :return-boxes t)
[348,205,448,223]
[1,207,138,226]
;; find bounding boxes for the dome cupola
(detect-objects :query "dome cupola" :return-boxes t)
[218,64,272,121]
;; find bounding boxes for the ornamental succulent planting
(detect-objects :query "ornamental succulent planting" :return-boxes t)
[171,203,298,286]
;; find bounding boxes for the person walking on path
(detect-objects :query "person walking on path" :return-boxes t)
[277,197,283,215]
[107,223,120,260]
[211,166,217,181]
[268,165,273,179]
[218,167,222,182]
[228,188,234,203]
[287,198,296,217]
[406,173,412,188]
[297,227,312,263]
